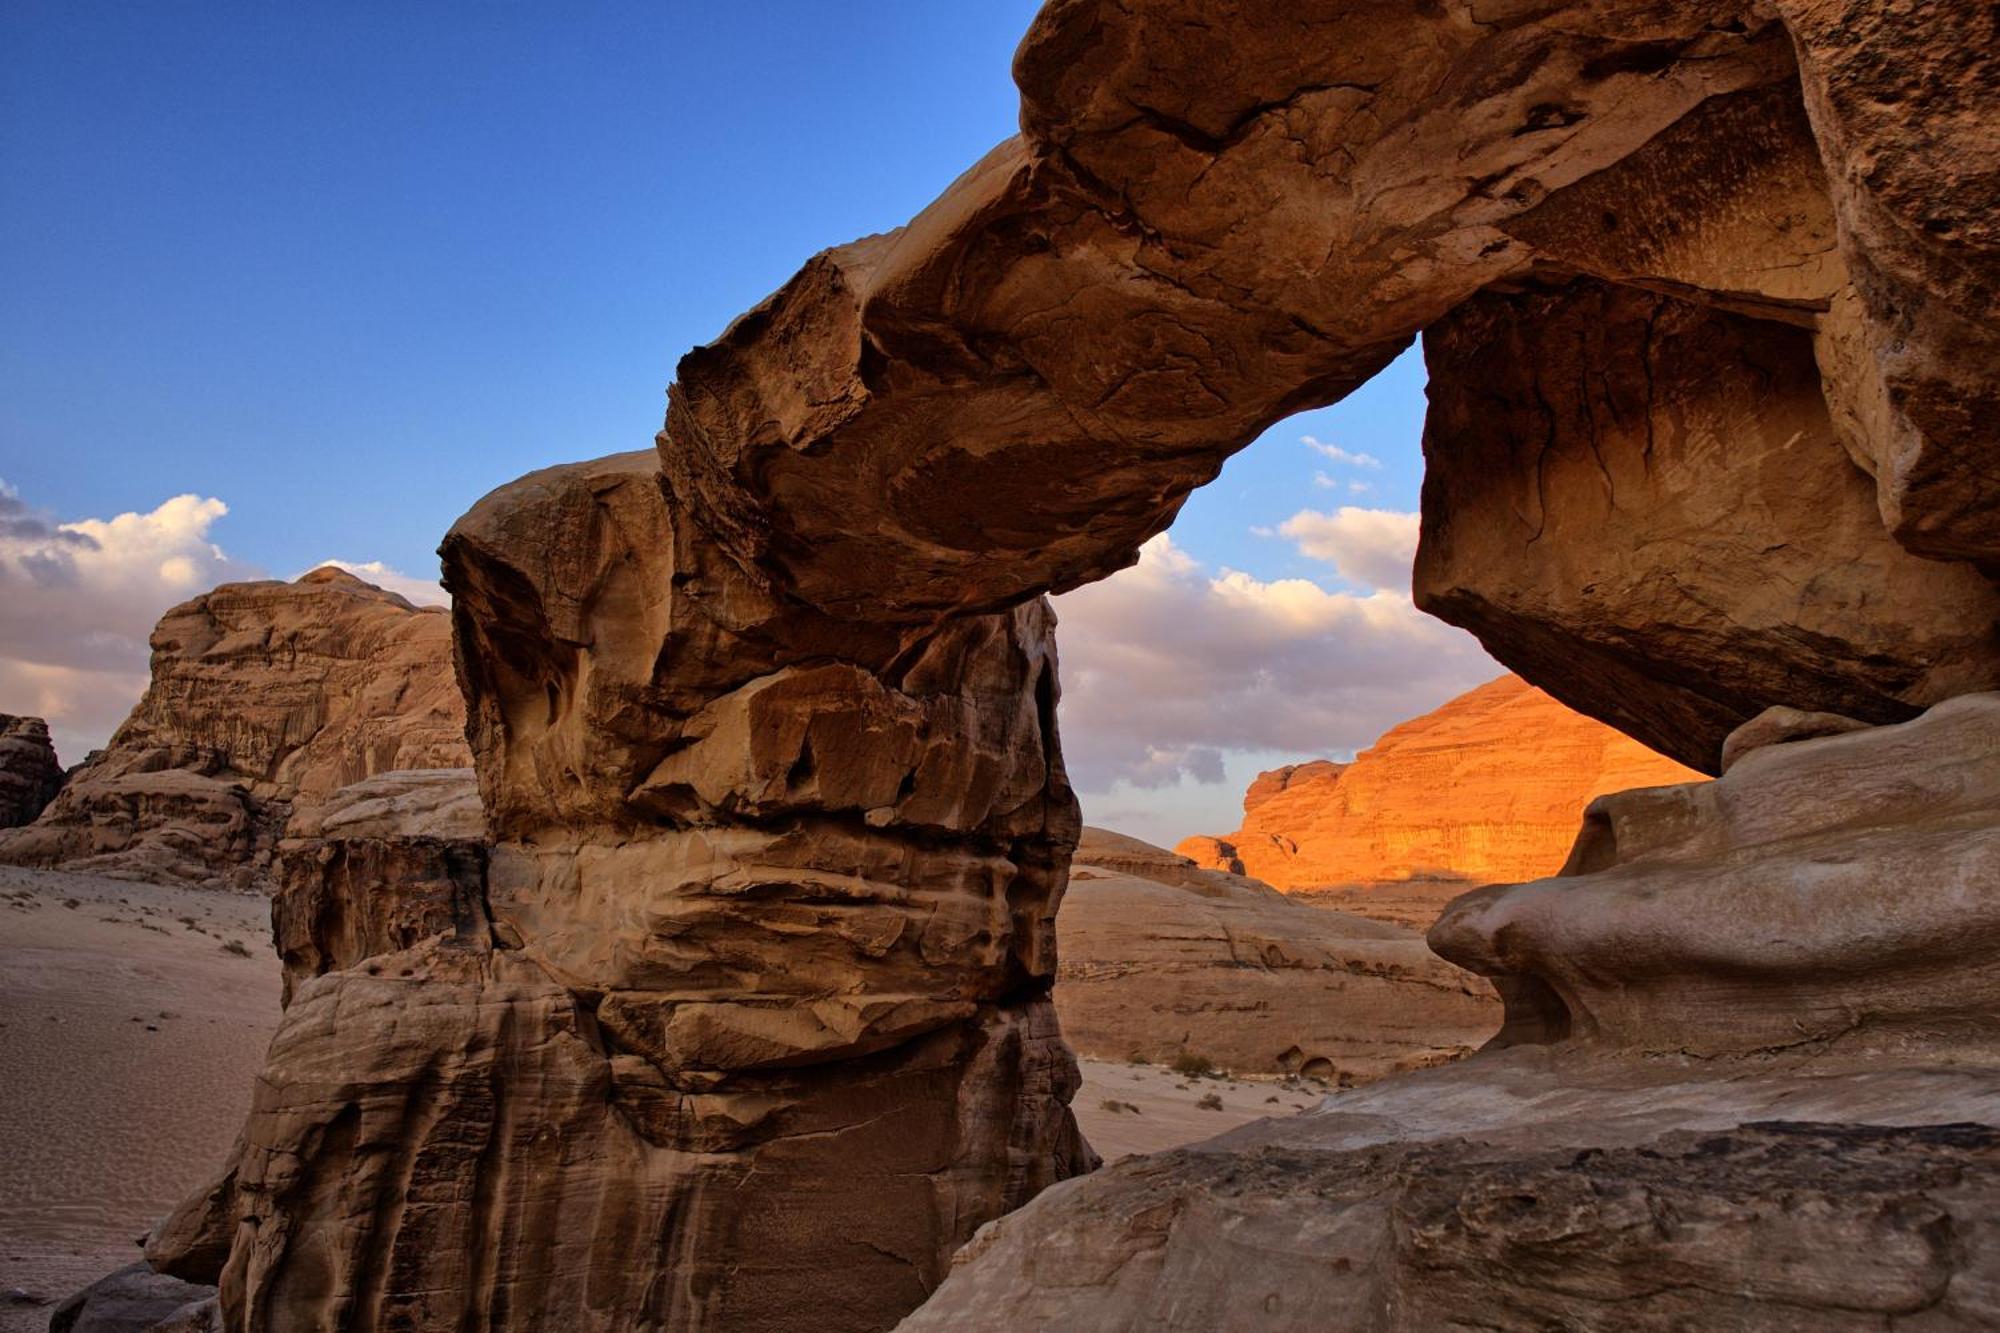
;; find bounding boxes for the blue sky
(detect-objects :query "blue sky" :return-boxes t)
[1,3,1494,846]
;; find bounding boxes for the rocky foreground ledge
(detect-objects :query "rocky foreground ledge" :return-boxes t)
[901,697,2000,1328]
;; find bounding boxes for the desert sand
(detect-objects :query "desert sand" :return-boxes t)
[1071,1060,1319,1160]
[0,867,279,1331]
[0,861,1321,1325]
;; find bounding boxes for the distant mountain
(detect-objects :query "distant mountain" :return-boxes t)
[1177,674,1701,922]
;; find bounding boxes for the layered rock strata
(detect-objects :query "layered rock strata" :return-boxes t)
[903,697,2000,1328]
[123,0,2000,1328]
[1058,828,1498,1079]
[148,453,1094,1331]
[1178,675,1700,909]
[0,713,64,828]
[1416,279,2000,772]
[0,569,470,888]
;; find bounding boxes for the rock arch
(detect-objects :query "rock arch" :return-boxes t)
[144,1,1999,1329]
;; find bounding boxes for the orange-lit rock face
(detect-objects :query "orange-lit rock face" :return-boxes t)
[1180,676,1703,896]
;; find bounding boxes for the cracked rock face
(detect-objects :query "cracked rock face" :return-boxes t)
[131,0,2000,1327]
[0,713,64,829]
[0,568,470,889]
[903,1119,2000,1331]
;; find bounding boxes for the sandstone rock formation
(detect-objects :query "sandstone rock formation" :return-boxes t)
[1432,692,2000,1056]
[110,0,2000,1328]
[0,569,470,888]
[1057,828,1497,1079]
[145,453,1093,1331]
[0,713,64,828]
[1178,675,1700,920]
[1415,279,2000,773]
[903,697,2000,1329]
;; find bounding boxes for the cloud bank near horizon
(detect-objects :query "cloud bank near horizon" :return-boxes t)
[1051,513,1500,816]
[0,480,444,764]
[0,476,1494,850]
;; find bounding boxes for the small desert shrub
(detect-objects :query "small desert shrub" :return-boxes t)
[1170,1051,1217,1079]
[221,939,252,958]
[1195,1092,1224,1111]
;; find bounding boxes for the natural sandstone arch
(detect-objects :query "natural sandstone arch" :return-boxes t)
[141,3,1998,1330]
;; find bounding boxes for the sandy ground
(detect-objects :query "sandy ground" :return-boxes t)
[1072,1059,1323,1160]
[0,865,1319,1326]
[0,866,280,1330]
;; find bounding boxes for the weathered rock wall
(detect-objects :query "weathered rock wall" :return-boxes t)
[0,568,470,888]
[1416,281,2000,772]
[0,714,64,829]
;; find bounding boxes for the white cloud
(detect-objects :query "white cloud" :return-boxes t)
[299,559,448,607]
[1052,533,1498,801]
[1278,507,1420,593]
[1348,479,1374,494]
[0,482,263,762]
[1302,434,1381,469]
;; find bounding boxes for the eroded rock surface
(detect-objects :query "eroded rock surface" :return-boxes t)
[149,454,1093,1331]
[1433,693,2000,1056]
[1178,675,1699,917]
[1416,280,2000,773]
[0,569,471,888]
[904,697,2000,1328]
[0,714,64,829]
[120,0,2000,1327]
[1058,829,1497,1079]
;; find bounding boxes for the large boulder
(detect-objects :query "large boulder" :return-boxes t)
[49,1262,216,1333]
[1177,675,1701,915]
[1059,828,1498,1079]
[0,568,471,888]
[0,712,64,828]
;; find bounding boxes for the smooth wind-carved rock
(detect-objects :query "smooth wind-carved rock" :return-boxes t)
[904,697,2000,1329]
[118,0,2000,1328]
